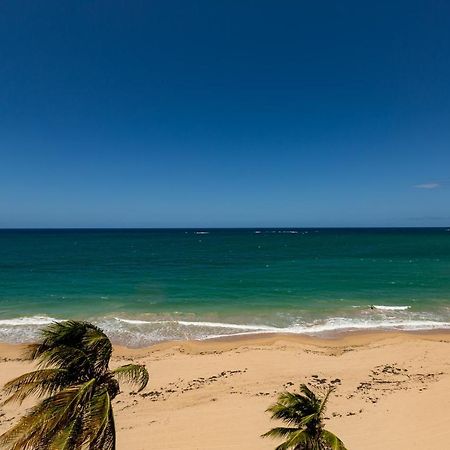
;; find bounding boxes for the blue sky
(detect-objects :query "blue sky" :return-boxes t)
[1,1,449,227]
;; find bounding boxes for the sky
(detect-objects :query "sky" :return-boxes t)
[0,1,449,228]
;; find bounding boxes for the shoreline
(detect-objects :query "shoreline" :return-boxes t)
[1,328,450,354]
[3,310,450,348]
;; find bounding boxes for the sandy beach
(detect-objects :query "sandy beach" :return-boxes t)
[0,331,449,449]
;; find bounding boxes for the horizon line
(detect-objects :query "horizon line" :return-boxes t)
[1,226,449,230]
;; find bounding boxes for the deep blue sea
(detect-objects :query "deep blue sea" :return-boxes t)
[1,228,450,346]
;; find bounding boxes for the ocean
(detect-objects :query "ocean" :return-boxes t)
[1,228,450,346]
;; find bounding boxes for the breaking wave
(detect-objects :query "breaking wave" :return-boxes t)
[372,305,411,311]
[1,314,450,347]
[0,316,58,326]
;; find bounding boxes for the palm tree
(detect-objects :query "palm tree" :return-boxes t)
[0,320,149,450]
[262,384,347,450]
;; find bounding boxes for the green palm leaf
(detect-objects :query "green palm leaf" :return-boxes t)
[262,427,300,439]
[321,430,347,450]
[283,429,310,448]
[263,384,347,450]
[2,368,69,405]
[113,363,149,392]
[49,417,83,450]
[0,320,149,450]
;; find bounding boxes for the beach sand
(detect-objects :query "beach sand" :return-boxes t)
[0,332,450,449]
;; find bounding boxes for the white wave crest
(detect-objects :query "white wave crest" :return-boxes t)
[0,315,449,347]
[197,318,450,340]
[296,318,450,333]
[114,317,280,331]
[372,305,411,311]
[112,316,450,335]
[0,316,59,326]
[0,316,62,344]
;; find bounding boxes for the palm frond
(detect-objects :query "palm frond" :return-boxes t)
[299,383,321,409]
[85,392,116,450]
[48,416,83,450]
[264,384,346,450]
[29,343,91,374]
[82,326,112,373]
[261,426,299,439]
[2,368,69,405]
[48,380,96,428]
[1,320,146,450]
[321,430,348,450]
[113,363,149,392]
[266,390,319,426]
[26,321,105,369]
[0,380,96,449]
[82,389,112,444]
[95,408,116,450]
[318,386,334,417]
[0,394,58,447]
[281,429,310,449]
[26,321,89,358]
[262,426,310,449]
[274,442,292,450]
[299,412,319,427]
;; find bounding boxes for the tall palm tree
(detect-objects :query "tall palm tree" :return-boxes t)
[262,384,347,450]
[0,321,149,450]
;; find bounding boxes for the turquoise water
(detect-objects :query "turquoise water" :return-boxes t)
[1,228,450,346]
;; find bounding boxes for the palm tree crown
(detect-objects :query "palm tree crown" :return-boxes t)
[0,321,149,450]
[262,384,347,450]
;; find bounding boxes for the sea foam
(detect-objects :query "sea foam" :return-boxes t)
[101,316,450,346]
[372,305,411,311]
[0,315,58,326]
[1,314,450,347]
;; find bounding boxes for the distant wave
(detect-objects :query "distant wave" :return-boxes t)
[0,315,58,326]
[253,230,299,234]
[372,305,411,311]
[352,305,411,311]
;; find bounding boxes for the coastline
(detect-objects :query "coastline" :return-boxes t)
[1,330,450,449]
[2,327,450,353]
[3,311,450,347]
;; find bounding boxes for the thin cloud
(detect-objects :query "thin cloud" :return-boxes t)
[414,183,440,189]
